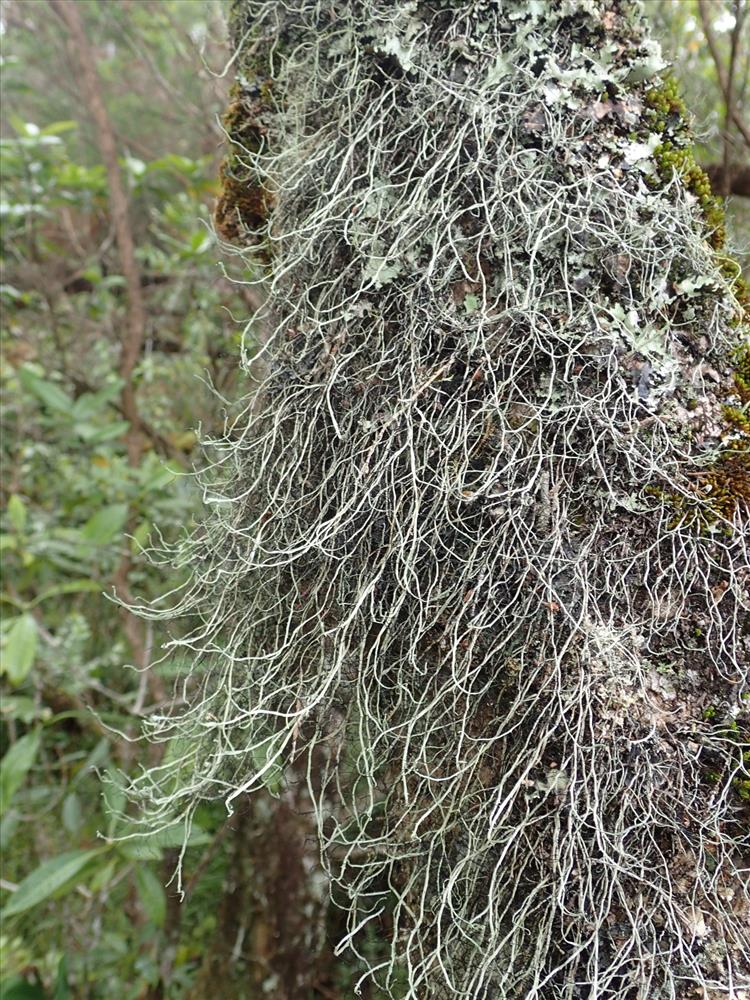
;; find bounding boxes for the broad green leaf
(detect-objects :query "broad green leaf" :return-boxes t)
[0,979,48,1000]
[81,504,128,545]
[40,120,78,136]
[0,696,43,724]
[7,494,26,533]
[0,729,41,812]
[2,614,38,685]
[8,114,39,137]
[2,848,104,918]
[70,384,121,420]
[141,462,179,492]
[135,866,166,928]
[0,809,20,851]
[18,367,71,414]
[131,520,151,553]
[79,421,130,445]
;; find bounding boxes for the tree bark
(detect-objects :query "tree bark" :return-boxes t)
[136,1,750,996]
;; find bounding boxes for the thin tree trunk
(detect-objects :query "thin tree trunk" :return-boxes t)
[50,0,147,464]
[50,0,164,706]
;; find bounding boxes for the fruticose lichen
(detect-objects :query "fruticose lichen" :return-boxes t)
[128,2,749,997]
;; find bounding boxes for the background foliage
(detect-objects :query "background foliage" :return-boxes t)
[0,1,747,998]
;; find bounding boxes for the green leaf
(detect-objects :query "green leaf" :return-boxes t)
[29,579,101,607]
[141,462,179,492]
[119,822,210,860]
[70,737,110,788]
[81,504,128,545]
[8,114,39,137]
[40,120,78,137]
[52,955,70,1000]
[0,696,41,725]
[7,494,26,533]
[61,793,83,835]
[102,770,127,837]
[0,809,20,852]
[89,856,117,893]
[18,367,72,414]
[0,729,41,813]
[0,592,25,610]
[78,420,130,445]
[2,614,38,685]
[70,383,121,420]
[0,979,48,1000]
[135,866,166,928]
[2,848,104,918]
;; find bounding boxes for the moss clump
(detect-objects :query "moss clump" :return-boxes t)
[700,449,750,520]
[646,444,750,529]
[214,162,274,246]
[731,342,750,403]
[644,73,687,123]
[213,83,275,257]
[652,142,726,249]
[645,75,726,249]
[738,751,750,803]
[722,404,750,435]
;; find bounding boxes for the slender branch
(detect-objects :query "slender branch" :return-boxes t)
[49,0,147,464]
[698,0,750,147]
[704,161,750,197]
[49,0,165,707]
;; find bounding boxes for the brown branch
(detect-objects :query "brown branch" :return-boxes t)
[49,0,147,464]
[704,162,750,197]
[49,0,165,708]
[698,0,750,149]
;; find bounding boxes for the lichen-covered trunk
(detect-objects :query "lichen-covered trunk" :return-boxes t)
[136,1,749,996]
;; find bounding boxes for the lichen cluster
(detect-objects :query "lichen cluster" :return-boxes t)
[129,2,749,997]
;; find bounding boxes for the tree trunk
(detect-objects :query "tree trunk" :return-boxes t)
[135,1,750,997]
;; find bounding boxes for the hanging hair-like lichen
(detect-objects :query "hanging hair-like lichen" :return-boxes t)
[126,1,749,996]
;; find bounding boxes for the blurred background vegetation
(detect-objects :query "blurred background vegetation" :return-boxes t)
[0,1,747,998]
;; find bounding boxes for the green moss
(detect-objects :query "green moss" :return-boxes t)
[722,404,750,435]
[644,73,687,124]
[646,444,750,529]
[214,82,275,257]
[738,751,750,803]
[652,142,725,249]
[645,75,726,249]
[731,342,750,403]
[701,448,750,520]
